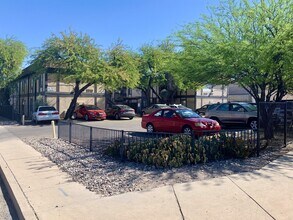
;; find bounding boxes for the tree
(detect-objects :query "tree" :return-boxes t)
[174,0,293,139]
[137,41,177,106]
[174,0,293,102]
[0,38,27,104]
[32,31,139,119]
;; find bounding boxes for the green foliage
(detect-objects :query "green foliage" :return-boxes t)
[31,31,140,119]
[173,0,293,101]
[32,30,106,84]
[32,31,140,90]
[105,133,255,168]
[0,38,27,88]
[137,41,177,104]
[103,41,140,91]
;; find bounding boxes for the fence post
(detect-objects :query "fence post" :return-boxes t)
[284,102,287,147]
[120,130,125,161]
[22,115,25,125]
[191,131,195,157]
[90,126,93,152]
[69,122,72,143]
[57,121,60,138]
[256,102,260,157]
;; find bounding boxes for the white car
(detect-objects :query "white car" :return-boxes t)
[32,106,60,123]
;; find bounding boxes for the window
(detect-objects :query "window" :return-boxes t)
[217,104,229,111]
[39,106,56,111]
[163,110,175,118]
[154,110,162,117]
[231,104,245,112]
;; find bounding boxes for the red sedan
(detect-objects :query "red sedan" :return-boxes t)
[72,105,107,121]
[141,108,221,134]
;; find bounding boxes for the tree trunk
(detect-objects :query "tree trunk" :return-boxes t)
[64,81,92,120]
[260,104,276,140]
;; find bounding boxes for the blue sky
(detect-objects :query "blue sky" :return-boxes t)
[1,0,215,53]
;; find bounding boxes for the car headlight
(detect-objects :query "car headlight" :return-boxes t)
[214,122,220,127]
[89,112,95,115]
[195,122,207,128]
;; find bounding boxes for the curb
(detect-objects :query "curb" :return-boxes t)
[0,154,38,220]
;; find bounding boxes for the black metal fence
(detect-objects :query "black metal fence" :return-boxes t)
[58,121,257,162]
[258,101,293,150]
[0,105,22,123]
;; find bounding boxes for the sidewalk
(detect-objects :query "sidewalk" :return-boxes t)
[0,125,292,220]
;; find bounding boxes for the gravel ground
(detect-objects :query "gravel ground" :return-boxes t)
[22,137,292,197]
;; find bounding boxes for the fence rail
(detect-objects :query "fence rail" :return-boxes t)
[58,121,257,162]
[0,105,22,123]
[257,101,293,151]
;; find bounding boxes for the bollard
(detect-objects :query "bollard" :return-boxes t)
[51,120,56,139]
[22,115,25,125]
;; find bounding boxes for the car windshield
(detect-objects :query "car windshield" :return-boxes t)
[175,109,201,118]
[241,103,257,111]
[86,105,100,110]
[39,106,56,111]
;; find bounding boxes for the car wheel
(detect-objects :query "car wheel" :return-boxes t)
[146,123,155,133]
[85,115,89,121]
[129,117,133,120]
[248,119,257,130]
[182,126,192,135]
[115,114,120,120]
[71,113,77,120]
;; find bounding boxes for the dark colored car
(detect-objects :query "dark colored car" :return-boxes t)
[205,102,257,129]
[141,108,221,134]
[72,105,106,121]
[106,105,135,120]
[195,103,220,116]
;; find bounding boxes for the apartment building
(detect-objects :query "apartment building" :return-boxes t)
[9,66,106,119]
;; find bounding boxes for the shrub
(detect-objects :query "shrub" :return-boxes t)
[105,132,256,168]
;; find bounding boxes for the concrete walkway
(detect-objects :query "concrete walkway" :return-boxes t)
[0,125,292,220]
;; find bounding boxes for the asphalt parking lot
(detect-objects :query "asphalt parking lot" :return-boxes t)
[4,115,248,140]
[73,116,145,132]
[4,116,144,139]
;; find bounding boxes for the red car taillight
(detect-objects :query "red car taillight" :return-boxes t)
[38,112,47,116]
[52,111,59,115]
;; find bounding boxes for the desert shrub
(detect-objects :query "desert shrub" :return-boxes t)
[105,132,256,168]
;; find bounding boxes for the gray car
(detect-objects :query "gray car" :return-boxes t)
[205,102,257,129]
[141,104,168,116]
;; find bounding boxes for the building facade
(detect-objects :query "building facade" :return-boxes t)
[10,67,106,119]
[11,65,291,119]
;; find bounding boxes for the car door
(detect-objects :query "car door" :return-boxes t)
[151,110,163,131]
[80,106,88,118]
[158,109,178,133]
[213,104,230,123]
[75,106,83,118]
[107,106,117,117]
[229,104,247,124]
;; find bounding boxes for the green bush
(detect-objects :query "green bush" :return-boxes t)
[105,133,255,168]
